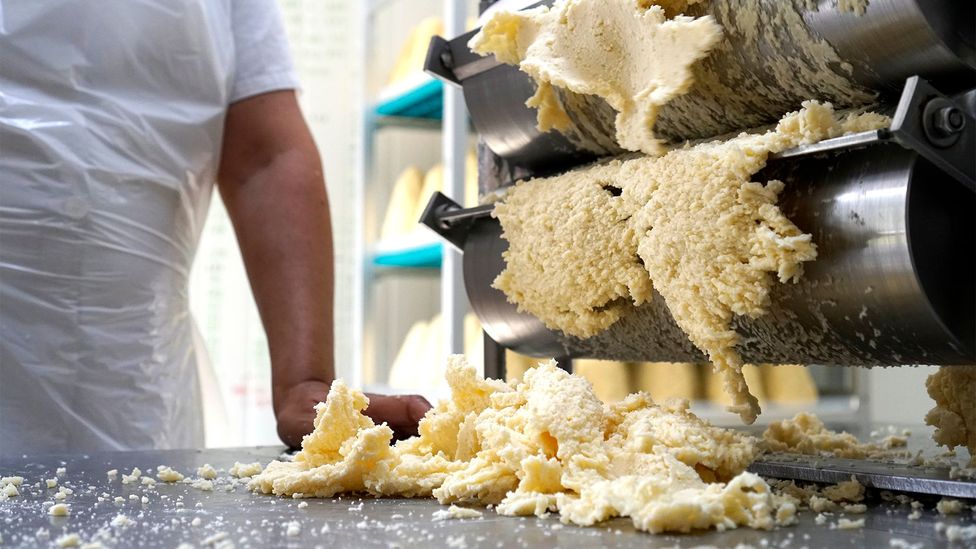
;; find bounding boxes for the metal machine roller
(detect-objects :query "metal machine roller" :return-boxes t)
[433,140,974,366]
[420,0,976,369]
[428,0,976,185]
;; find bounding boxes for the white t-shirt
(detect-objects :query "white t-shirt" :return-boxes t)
[230,0,301,102]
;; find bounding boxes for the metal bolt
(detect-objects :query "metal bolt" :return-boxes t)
[934,106,966,134]
[440,50,454,69]
[922,98,966,148]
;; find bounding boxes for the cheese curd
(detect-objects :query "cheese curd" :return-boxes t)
[470,0,722,155]
[925,367,976,466]
[252,356,795,534]
[493,102,887,423]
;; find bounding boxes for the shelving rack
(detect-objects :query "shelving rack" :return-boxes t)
[372,232,443,269]
[375,74,444,120]
[356,0,473,394]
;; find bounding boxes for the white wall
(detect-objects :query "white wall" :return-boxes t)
[865,365,939,428]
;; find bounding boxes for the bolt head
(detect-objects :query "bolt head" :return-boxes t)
[946,109,965,130]
[936,107,966,134]
[440,51,454,69]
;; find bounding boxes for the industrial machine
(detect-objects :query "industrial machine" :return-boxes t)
[419,0,975,496]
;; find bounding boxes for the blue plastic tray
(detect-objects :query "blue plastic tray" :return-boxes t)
[374,78,443,120]
[372,242,442,269]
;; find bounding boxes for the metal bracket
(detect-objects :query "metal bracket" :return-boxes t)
[423,1,553,87]
[769,77,974,192]
[419,192,494,251]
[891,76,975,192]
[424,29,487,87]
[423,36,461,86]
[770,129,890,161]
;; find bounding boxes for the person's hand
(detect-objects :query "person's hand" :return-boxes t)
[363,392,432,441]
[275,381,432,449]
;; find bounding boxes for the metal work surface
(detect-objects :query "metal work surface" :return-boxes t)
[2,447,975,547]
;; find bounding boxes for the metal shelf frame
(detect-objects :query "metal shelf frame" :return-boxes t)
[355,0,471,389]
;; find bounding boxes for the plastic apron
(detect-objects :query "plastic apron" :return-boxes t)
[0,0,234,455]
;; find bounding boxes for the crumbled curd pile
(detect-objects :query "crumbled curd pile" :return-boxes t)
[469,0,722,155]
[763,412,908,459]
[768,475,866,515]
[493,102,889,423]
[252,356,797,534]
[926,367,976,466]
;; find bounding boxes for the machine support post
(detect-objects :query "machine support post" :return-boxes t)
[483,331,506,381]
[440,0,469,357]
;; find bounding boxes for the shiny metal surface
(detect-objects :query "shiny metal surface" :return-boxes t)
[770,129,888,160]
[805,0,975,90]
[449,0,975,183]
[464,145,975,364]
[464,218,566,358]
[751,454,976,499]
[0,446,970,548]
[462,64,600,180]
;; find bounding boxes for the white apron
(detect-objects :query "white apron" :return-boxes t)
[0,0,234,454]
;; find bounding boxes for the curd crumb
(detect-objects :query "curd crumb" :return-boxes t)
[229,461,263,478]
[191,479,214,491]
[197,464,218,480]
[55,533,80,547]
[834,518,865,530]
[156,466,184,483]
[936,498,964,515]
[121,467,142,484]
[111,514,133,528]
[433,505,484,521]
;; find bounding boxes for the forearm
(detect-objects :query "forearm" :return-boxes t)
[219,147,335,417]
[216,91,429,448]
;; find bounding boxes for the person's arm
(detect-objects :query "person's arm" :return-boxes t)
[217,90,430,448]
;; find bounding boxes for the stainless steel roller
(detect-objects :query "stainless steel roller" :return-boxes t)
[427,0,976,185]
[419,0,976,368]
[458,144,974,365]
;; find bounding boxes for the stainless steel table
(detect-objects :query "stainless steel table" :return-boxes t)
[1,447,972,548]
